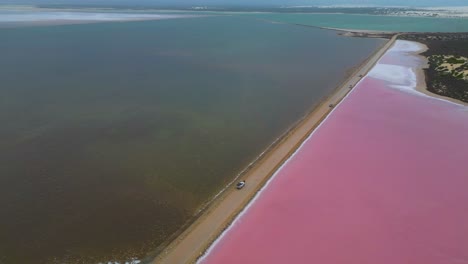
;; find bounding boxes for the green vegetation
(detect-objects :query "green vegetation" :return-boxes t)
[446,57,466,64]
[428,55,468,81]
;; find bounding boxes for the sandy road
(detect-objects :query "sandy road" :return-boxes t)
[152,34,398,264]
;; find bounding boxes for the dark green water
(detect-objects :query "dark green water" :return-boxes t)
[0,16,383,263]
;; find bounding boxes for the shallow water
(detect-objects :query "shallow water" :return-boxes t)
[0,16,383,263]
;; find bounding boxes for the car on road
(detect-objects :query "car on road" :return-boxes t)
[236,181,246,189]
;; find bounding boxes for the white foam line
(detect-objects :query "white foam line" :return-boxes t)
[198,68,369,264]
[395,68,466,108]
[389,40,425,53]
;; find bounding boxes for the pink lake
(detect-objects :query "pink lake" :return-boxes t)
[200,40,468,264]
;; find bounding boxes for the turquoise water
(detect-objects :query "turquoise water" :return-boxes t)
[0,16,383,263]
[241,13,468,32]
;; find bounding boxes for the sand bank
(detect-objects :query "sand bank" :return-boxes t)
[0,11,201,27]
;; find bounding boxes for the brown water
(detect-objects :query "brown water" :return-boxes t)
[0,16,384,263]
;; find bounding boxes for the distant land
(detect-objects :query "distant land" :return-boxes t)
[2,0,468,7]
[19,5,468,18]
[1,5,468,32]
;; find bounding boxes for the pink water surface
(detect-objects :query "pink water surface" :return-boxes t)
[201,41,468,264]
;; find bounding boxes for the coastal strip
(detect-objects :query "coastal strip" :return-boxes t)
[151,35,397,264]
[256,18,396,39]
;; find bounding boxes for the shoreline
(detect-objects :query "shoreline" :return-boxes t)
[151,35,398,264]
[412,44,468,106]
[395,36,468,106]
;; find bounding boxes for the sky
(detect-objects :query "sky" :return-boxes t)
[0,0,467,7]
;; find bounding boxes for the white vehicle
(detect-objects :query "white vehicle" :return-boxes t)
[236,181,246,189]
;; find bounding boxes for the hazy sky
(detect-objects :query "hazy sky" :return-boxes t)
[1,0,467,7]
